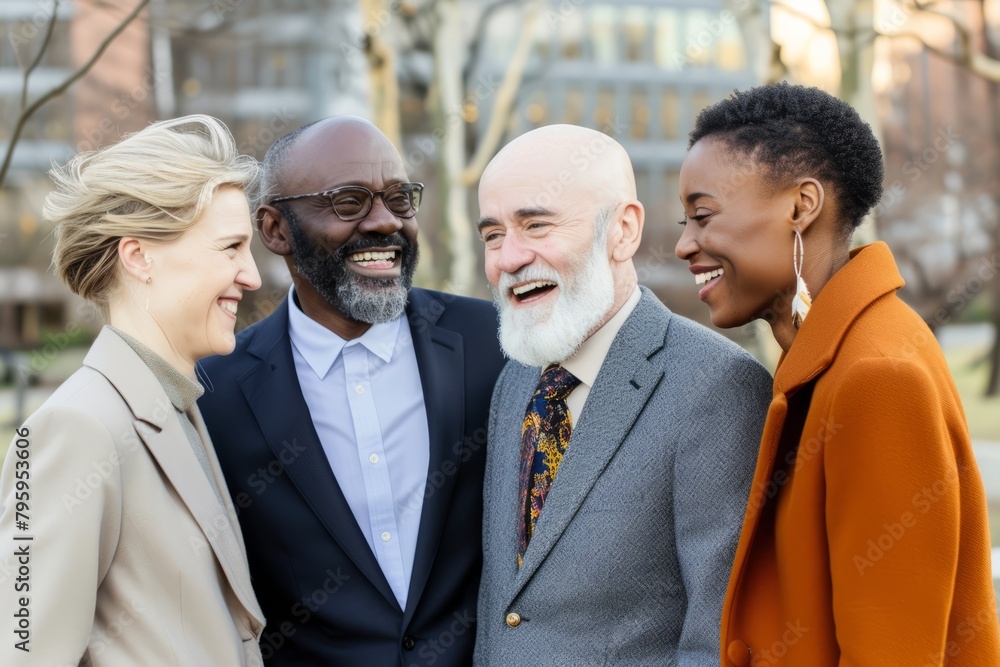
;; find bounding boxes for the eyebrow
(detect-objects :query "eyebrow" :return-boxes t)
[685,192,717,204]
[476,206,557,232]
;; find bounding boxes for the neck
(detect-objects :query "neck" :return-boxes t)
[108,302,196,379]
[291,276,373,340]
[767,237,850,353]
[592,269,637,335]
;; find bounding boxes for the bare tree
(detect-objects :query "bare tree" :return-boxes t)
[370,0,543,295]
[1,0,153,187]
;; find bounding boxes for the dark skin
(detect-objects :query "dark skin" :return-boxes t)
[256,117,418,340]
[675,137,850,352]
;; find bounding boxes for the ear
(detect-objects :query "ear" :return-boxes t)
[609,200,644,263]
[117,237,152,282]
[790,178,824,233]
[257,205,293,256]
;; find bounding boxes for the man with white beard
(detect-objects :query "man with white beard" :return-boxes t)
[473,125,772,666]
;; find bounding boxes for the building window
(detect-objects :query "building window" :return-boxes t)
[661,90,679,140]
[623,7,649,63]
[631,88,649,140]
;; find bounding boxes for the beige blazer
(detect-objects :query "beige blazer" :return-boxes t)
[0,328,265,666]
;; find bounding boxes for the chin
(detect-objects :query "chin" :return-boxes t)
[709,308,749,331]
[208,334,237,357]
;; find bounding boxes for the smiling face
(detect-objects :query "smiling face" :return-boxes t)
[145,186,260,364]
[675,138,799,330]
[275,120,419,325]
[478,133,628,366]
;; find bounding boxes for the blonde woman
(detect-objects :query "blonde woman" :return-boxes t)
[0,116,266,665]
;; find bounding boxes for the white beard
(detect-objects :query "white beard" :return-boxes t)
[492,235,616,368]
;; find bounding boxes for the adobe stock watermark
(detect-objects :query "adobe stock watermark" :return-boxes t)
[852,463,963,576]
[77,67,170,152]
[749,418,843,512]
[877,126,961,214]
[7,0,62,50]
[751,619,809,665]
[257,567,351,660]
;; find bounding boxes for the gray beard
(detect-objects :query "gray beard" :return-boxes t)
[285,207,417,324]
[491,229,616,367]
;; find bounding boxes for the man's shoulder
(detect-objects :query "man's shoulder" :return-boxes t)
[199,299,288,381]
[627,289,769,380]
[408,287,496,319]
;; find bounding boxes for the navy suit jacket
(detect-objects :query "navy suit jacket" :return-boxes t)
[198,288,505,667]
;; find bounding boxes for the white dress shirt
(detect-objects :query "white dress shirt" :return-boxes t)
[286,286,429,610]
[561,286,642,426]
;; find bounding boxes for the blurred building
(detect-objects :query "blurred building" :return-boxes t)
[2,0,754,347]
[0,1,77,348]
[455,0,757,318]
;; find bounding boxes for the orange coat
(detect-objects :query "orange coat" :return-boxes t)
[722,242,1000,666]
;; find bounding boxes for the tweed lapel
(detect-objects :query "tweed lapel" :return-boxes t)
[510,289,667,599]
[84,328,264,627]
[238,300,400,611]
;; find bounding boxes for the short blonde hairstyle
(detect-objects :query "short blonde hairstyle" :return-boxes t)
[46,114,259,310]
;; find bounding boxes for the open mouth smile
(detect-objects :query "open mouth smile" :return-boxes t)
[346,247,401,275]
[690,266,725,300]
[510,280,558,304]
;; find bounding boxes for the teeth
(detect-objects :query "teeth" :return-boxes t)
[349,250,396,262]
[695,268,724,286]
[219,299,238,315]
[512,280,556,296]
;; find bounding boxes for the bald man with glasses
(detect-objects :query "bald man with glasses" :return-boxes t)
[198,117,505,667]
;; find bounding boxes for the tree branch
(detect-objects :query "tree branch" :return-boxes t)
[460,0,543,186]
[21,0,62,109]
[0,0,152,187]
[771,0,1000,83]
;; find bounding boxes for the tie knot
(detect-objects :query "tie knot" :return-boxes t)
[536,365,580,401]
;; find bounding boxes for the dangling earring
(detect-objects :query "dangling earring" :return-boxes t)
[791,228,812,328]
[145,276,151,312]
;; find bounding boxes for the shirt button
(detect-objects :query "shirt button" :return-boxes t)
[505,612,521,627]
[381,531,391,542]
[355,385,365,395]
[369,453,379,464]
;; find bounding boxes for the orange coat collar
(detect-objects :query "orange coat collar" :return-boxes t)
[774,241,904,396]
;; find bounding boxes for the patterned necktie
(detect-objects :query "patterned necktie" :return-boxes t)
[517,365,581,567]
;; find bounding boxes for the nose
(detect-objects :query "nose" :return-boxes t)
[674,222,700,262]
[238,247,262,291]
[358,195,404,236]
[494,229,535,277]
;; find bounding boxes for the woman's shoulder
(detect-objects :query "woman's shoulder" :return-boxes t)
[20,365,132,449]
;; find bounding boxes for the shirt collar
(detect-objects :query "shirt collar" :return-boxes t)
[560,285,641,388]
[286,285,403,379]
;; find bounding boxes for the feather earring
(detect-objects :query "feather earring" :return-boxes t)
[791,228,812,328]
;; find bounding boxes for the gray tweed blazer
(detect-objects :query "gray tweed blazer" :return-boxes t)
[474,287,772,667]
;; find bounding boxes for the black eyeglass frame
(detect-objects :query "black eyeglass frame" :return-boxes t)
[269,182,425,221]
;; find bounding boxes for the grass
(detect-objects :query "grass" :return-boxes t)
[944,346,1000,442]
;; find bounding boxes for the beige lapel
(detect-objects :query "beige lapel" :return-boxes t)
[84,328,265,628]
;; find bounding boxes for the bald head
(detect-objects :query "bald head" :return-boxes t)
[262,116,403,202]
[481,124,637,210]
[478,125,644,354]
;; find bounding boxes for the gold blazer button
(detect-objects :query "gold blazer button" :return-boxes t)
[505,612,521,627]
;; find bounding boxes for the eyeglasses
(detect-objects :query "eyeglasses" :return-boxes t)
[270,182,424,222]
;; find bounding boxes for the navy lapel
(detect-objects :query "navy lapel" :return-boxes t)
[402,289,466,624]
[237,299,400,611]
[510,291,669,601]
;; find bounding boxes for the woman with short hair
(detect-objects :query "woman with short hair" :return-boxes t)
[0,115,265,666]
[675,83,1000,665]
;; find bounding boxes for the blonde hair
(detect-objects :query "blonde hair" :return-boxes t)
[46,114,259,311]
